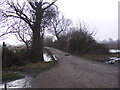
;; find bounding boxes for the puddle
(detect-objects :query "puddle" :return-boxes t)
[0,75,33,89]
[0,53,58,89]
[43,53,52,62]
[109,49,120,53]
[105,57,120,64]
[43,53,57,62]
[105,49,120,64]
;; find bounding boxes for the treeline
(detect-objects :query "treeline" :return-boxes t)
[100,38,119,49]
[44,25,109,55]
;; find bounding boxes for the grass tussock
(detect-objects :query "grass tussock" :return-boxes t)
[80,54,108,60]
[2,47,57,81]
[2,71,23,82]
[80,53,120,61]
[5,60,57,73]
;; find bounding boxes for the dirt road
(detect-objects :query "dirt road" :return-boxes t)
[30,48,119,88]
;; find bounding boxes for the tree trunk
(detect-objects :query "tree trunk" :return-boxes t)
[31,29,44,62]
[31,8,44,63]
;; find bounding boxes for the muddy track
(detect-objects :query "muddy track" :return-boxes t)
[30,48,119,88]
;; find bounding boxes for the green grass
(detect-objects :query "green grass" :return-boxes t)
[2,47,57,82]
[2,61,57,82]
[2,71,23,82]
[80,53,120,61]
[80,54,108,60]
[5,48,57,74]
[5,60,57,74]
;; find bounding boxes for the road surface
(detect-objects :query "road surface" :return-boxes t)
[30,48,119,88]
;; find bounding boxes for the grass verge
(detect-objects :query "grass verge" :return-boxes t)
[80,53,120,62]
[2,71,23,82]
[3,48,57,82]
[5,60,57,74]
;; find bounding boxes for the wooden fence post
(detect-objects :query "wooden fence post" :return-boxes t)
[2,42,6,69]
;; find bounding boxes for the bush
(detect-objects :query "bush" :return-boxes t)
[3,46,32,68]
[53,28,109,55]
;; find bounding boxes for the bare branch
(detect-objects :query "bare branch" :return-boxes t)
[43,0,57,10]
[29,1,36,10]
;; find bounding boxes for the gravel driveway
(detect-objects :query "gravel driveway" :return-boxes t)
[30,47,119,88]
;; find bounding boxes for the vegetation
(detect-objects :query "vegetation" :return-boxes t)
[2,45,57,67]
[0,0,113,83]
[0,0,110,69]
[100,38,119,49]
[2,71,23,82]
[2,46,57,81]
[3,64,56,82]
[0,0,58,62]
[79,53,120,63]
[45,23,109,56]
[5,60,57,74]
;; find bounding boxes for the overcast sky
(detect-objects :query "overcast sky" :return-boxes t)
[0,0,119,45]
[56,0,119,41]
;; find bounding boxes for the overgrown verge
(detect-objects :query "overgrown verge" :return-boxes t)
[2,71,23,82]
[79,53,120,63]
[5,60,57,74]
[2,47,57,82]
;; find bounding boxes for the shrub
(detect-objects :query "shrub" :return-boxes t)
[53,28,109,55]
[3,46,32,68]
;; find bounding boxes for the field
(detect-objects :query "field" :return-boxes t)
[104,43,119,49]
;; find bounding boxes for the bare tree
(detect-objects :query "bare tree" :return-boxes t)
[49,13,72,42]
[0,0,58,62]
[14,20,32,50]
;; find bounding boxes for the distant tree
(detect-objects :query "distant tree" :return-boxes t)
[49,13,72,42]
[14,20,32,50]
[44,36,53,47]
[68,27,96,53]
[57,34,69,50]
[108,38,115,44]
[56,21,109,54]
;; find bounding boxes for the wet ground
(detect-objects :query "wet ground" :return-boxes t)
[105,57,120,64]
[0,48,119,88]
[100,49,120,64]
[0,75,32,88]
[0,52,57,89]
[109,49,120,53]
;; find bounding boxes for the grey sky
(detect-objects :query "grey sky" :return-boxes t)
[56,0,119,41]
[0,0,119,45]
